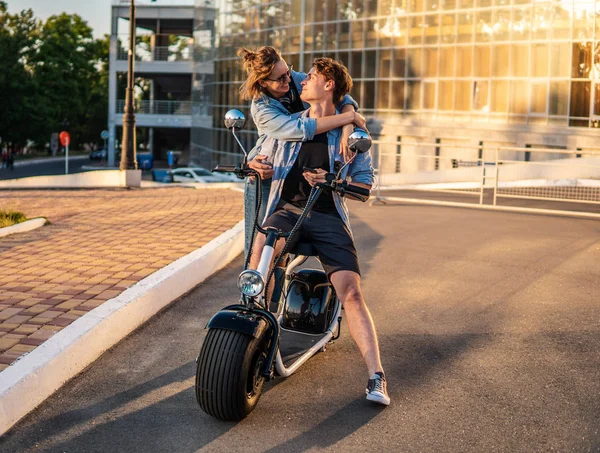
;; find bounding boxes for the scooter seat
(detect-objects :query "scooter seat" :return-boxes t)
[289,242,318,257]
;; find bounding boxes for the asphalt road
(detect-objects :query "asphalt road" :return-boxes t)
[1,202,599,452]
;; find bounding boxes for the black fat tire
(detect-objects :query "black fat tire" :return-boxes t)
[195,328,268,421]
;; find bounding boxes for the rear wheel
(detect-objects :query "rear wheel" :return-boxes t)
[195,328,269,421]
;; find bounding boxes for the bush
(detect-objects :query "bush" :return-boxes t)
[0,210,28,228]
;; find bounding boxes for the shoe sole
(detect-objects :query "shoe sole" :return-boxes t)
[366,391,390,406]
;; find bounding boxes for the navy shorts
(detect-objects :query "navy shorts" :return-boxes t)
[262,202,360,277]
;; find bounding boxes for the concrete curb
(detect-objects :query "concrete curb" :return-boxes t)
[0,219,244,435]
[0,218,46,238]
[14,155,88,167]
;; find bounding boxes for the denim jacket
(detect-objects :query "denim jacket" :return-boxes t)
[247,70,359,160]
[259,110,374,235]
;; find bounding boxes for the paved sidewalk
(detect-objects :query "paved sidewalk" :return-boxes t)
[0,187,243,371]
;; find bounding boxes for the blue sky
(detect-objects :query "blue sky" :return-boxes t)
[7,0,112,38]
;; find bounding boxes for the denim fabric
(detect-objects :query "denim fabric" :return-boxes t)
[243,69,359,257]
[259,110,374,236]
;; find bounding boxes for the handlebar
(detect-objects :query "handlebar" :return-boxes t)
[343,183,370,197]
[213,165,237,173]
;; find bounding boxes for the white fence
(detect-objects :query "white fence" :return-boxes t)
[371,139,600,218]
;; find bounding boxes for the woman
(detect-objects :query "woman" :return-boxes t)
[237,46,367,256]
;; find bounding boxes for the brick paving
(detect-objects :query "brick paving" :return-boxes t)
[0,187,243,371]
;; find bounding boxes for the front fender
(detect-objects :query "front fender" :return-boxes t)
[206,309,270,339]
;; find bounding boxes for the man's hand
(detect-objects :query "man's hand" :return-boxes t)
[302,168,328,186]
[248,154,274,179]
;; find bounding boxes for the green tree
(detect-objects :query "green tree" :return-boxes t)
[28,13,101,148]
[0,2,39,150]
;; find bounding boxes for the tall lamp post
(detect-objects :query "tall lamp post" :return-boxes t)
[120,0,137,170]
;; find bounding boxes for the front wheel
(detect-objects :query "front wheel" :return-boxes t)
[195,328,269,421]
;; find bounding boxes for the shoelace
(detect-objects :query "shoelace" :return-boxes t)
[372,377,385,393]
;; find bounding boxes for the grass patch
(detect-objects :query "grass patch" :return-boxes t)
[0,210,28,228]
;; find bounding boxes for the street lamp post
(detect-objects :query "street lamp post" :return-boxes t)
[120,0,137,170]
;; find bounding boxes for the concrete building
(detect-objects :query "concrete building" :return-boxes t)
[108,0,214,167]
[192,0,600,169]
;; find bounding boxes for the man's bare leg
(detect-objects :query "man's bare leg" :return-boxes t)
[329,270,383,377]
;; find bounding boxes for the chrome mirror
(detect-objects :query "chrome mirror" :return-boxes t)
[348,128,371,153]
[224,109,246,130]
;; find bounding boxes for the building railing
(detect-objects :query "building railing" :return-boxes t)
[117,100,193,115]
[117,45,194,62]
[112,0,195,6]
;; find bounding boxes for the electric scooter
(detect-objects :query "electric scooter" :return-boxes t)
[195,109,372,421]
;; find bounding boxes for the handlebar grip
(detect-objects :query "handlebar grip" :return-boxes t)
[213,165,236,173]
[344,184,370,197]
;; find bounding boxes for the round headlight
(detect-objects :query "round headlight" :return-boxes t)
[237,270,265,297]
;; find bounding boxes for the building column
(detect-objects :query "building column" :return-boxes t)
[149,127,154,157]
[108,34,118,167]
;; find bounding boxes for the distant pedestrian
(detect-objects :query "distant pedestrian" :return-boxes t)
[6,151,14,171]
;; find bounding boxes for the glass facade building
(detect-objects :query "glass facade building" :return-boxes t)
[192,0,600,166]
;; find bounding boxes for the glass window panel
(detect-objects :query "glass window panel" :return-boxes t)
[572,42,592,78]
[594,83,600,115]
[512,6,531,41]
[530,83,547,114]
[324,23,337,50]
[531,44,548,78]
[439,81,453,110]
[476,0,492,7]
[304,25,314,51]
[378,80,391,109]
[412,0,425,13]
[573,2,594,41]
[455,81,471,111]
[393,48,408,78]
[474,45,490,77]
[492,8,511,41]
[457,12,474,43]
[439,47,455,77]
[314,0,325,22]
[424,47,439,77]
[473,80,489,110]
[458,0,474,6]
[456,46,472,77]
[425,0,440,12]
[408,16,424,45]
[337,51,350,70]
[353,80,363,107]
[492,45,509,77]
[338,22,351,49]
[325,0,338,22]
[490,80,508,112]
[391,81,406,109]
[364,81,375,109]
[313,24,324,51]
[407,47,423,77]
[365,50,377,78]
[511,44,529,77]
[442,0,456,9]
[532,3,551,40]
[305,0,314,23]
[424,14,440,44]
[303,53,313,73]
[475,10,492,42]
[509,81,528,114]
[378,0,394,16]
[569,81,591,118]
[423,81,436,109]
[352,20,364,47]
[380,49,392,79]
[366,20,378,47]
[351,51,363,77]
[289,26,301,53]
[440,14,457,44]
[549,42,569,78]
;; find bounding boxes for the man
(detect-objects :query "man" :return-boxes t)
[249,58,390,406]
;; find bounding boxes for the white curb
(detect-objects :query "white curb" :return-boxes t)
[0,218,46,238]
[0,219,244,435]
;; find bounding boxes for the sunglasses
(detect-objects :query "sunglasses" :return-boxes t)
[265,65,293,84]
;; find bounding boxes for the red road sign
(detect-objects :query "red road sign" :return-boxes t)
[59,131,70,147]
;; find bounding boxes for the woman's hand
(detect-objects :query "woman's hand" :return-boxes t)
[340,124,355,163]
[248,154,274,179]
[302,168,328,186]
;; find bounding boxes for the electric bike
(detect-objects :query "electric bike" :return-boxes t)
[195,109,372,421]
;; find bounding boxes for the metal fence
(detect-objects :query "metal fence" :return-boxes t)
[370,139,600,219]
[116,100,193,115]
[117,45,194,62]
